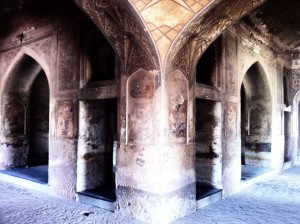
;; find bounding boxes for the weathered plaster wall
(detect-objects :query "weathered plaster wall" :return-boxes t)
[195,99,222,187]
[220,23,289,194]
[0,55,44,168]
[77,99,116,192]
[0,0,299,223]
[221,31,241,196]
[0,0,97,199]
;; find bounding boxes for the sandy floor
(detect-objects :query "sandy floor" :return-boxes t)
[1,164,300,224]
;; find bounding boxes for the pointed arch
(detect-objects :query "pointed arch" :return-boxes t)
[1,48,51,97]
[166,0,266,76]
[240,61,272,167]
[0,52,50,168]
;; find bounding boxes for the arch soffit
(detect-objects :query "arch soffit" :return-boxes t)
[240,61,269,87]
[240,61,272,100]
[166,0,267,75]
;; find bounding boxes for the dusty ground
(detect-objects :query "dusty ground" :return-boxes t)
[1,163,300,224]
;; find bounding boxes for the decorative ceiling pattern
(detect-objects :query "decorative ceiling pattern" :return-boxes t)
[129,0,214,63]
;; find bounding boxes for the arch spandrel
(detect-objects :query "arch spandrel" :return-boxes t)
[167,0,266,75]
[73,0,159,72]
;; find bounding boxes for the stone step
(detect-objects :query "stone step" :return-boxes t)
[77,186,116,212]
[196,186,223,209]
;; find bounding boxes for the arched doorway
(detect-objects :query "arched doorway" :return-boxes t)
[28,71,49,166]
[195,38,223,205]
[240,62,272,181]
[76,21,117,208]
[0,54,49,184]
[283,70,292,162]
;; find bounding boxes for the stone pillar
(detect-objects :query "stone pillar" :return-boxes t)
[77,99,116,192]
[284,111,293,162]
[222,102,241,196]
[0,101,28,169]
[48,25,80,199]
[222,31,241,196]
[115,68,196,223]
[49,101,77,199]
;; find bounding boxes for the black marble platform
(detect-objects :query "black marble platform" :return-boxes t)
[196,183,222,200]
[78,186,116,202]
[0,165,48,185]
[241,165,272,181]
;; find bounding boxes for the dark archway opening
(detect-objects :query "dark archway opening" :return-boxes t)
[76,20,118,207]
[284,111,292,162]
[195,98,222,204]
[283,70,292,162]
[28,71,49,166]
[0,55,49,185]
[77,99,117,206]
[240,62,272,181]
[81,21,116,87]
[241,84,246,165]
[196,43,216,85]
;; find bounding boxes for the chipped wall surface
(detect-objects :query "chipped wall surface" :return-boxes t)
[56,101,74,138]
[195,99,222,187]
[127,69,155,144]
[168,70,188,143]
[225,31,237,96]
[58,26,80,91]
[77,99,116,192]
[116,183,195,224]
[1,0,300,223]
[49,138,77,199]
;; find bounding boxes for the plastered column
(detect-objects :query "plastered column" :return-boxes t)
[115,68,196,224]
[48,25,80,199]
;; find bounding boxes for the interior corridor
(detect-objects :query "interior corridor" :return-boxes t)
[0,160,299,224]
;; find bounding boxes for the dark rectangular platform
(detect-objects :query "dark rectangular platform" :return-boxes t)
[0,165,48,185]
[77,186,116,211]
[78,186,116,202]
[196,183,222,208]
[241,165,272,181]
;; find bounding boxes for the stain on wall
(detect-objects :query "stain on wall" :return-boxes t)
[225,103,237,139]
[77,99,116,192]
[249,103,270,135]
[195,99,222,186]
[127,69,155,144]
[225,32,237,96]
[168,69,188,143]
[58,26,80,90]
[4,101,25,136]
[57,101,74,138]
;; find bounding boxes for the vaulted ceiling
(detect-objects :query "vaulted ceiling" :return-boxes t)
[242,0,300,53]
[1,0,300,60]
